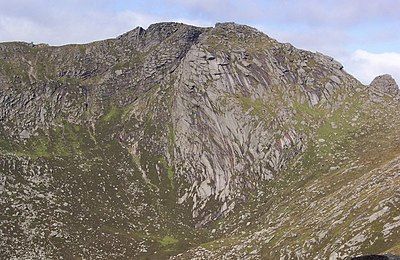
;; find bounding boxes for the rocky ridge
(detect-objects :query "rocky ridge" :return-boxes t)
[0,22,399,259]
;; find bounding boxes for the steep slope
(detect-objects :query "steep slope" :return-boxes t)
[0,22,399,259]
[1,22,209,259]
[174,85,400,259]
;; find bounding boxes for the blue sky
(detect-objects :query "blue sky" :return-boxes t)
[0,0,399,84]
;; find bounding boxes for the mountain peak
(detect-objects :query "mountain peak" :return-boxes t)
[370,74,399,95]
[117,26,145,40]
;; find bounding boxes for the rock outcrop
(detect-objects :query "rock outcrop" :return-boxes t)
[370,74,399,95]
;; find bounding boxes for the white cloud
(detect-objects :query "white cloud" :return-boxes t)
[342,50,400,85]
[0,9,158,45]
[166,0,400,26]
[0,6,212,45]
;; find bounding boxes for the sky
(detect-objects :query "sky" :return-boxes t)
[0,0,399,85]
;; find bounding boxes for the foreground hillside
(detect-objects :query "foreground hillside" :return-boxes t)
[0,22,399,259]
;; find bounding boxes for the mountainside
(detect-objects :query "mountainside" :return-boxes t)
[0,22,399,259]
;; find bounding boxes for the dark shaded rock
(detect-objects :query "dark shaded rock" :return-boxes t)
[351,255,400,260]
[351,255,388,260]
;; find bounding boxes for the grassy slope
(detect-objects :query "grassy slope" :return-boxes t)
[181,90,400,259]
[0,106,209,259]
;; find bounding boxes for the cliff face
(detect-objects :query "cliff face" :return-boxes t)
[1,22,399,259]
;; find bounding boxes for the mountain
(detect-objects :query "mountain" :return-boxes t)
[0,22,399,259]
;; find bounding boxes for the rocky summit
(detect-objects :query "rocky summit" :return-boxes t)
[0,22,399,259]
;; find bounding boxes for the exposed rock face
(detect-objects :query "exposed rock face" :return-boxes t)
[1,22,399,259]
[370,74,399,95]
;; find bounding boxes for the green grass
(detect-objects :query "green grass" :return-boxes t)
[32,139,50,158]
[102,106,122,122]
[293,100,325,119]
[238,96,264,116]
[0,59,30,82]
[0,122,95,159]
[236,95,277,123]
[158,157,175,189]
[200,235,242,251]
[167,166,175,188]
[159,235,179,247]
